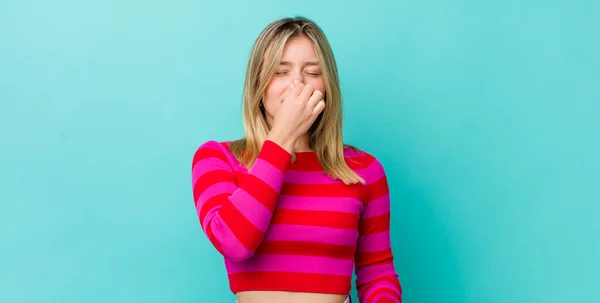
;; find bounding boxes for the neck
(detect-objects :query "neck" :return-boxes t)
[294,134,312,152]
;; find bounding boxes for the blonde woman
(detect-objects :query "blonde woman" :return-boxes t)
[191,17,402,303]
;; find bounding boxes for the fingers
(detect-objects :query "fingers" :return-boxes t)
[312,100,325,116]
[289,80,306,97]
[290,81,317,104]
[307,89,323,108]
[281,81,302,102]
[287,80,325,115]
[280,82,294,102]
[300,84,315,103]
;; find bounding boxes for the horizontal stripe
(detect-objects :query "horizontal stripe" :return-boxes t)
[218,201,263,251]
[240,174,279,211]
[192,157,231,184]
[355,248,393,267]
[362,194,391,219]
[256,240,355,259]
[288,156,322,171]
[357,231,391,252]
[271,209,360,229]
[356,263,397,284]
[258,140,292,171]
[198,192,227,230]
[192,142,228,168]
[369,280,402,297]
[281,182,367,199]
[283,149,372,172]
[264,224,359,246]
[277,195,364,213]
[360,275,401,287]
[248,158,285,189]
[205,223,222,254]
[360,279,402,295]
[284,169,341,184]
[228,189,273,233]
[197,189,232,230]
[192,141,402,298]
[362,158,385,185]
[196,181,236,208]
[346,154,376,171]
[204,214,252,261]
[228,271,351,294]
[219,141,231,149]
[226,254,353,275]
[367,175,389,201]
[342,147,363,158]
[233,170,247,180]
[359,213,390,235]
[193,170,235,202]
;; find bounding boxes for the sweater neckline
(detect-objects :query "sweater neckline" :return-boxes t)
[290,150,321,170]
[293,150,318,159]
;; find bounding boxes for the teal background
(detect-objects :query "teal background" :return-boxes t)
[1,0,598,302]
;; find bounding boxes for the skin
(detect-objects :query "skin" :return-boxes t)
[236,36,348,303]
[261,35,327,153]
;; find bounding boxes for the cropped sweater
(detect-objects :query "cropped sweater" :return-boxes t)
[191,140,402,302]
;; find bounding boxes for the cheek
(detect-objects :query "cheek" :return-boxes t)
[262,78,289,116]
[306,78,326,96]
[264,78,289,104]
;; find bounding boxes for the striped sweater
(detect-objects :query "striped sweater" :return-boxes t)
[191,139,402,303]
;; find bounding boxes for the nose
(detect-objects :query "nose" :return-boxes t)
[290,70,305,85]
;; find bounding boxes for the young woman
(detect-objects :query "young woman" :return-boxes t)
[191,17,402,303]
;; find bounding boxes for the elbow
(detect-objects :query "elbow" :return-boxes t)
[203,213,260,262]
[222,247,256,262]
[215,231,257,262]
[207,235,257,262]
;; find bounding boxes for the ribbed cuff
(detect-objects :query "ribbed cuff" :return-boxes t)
[258,140,292,172]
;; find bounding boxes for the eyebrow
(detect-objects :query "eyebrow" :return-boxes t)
[279,61,320,67]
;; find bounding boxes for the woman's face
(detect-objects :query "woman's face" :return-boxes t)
[261,35,325,126]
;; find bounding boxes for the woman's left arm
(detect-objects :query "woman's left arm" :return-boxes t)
[354,157,403,303]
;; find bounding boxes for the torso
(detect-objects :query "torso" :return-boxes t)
[235,291,348,303]
[216,142,374,301]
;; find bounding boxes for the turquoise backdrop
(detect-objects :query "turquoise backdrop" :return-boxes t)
[1,0,598,302]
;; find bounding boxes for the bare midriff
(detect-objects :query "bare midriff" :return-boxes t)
[235,291,348,303]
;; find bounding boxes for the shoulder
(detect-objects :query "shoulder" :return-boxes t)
[343,144,386,184]
[194,139,232,154]
[342,144,382,168]
[192,140,235,167]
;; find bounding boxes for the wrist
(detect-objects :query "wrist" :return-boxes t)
[267,129,295,154]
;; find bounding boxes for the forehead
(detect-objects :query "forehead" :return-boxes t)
[265,35,319,63]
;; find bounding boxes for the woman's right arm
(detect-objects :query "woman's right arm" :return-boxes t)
[192,81,324,261]
[191,139,292,262]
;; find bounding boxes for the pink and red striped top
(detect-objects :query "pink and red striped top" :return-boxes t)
[191,139,402,303]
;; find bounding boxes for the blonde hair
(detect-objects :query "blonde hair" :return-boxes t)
[229,16,365,185]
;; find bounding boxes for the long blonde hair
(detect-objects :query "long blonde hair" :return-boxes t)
[229,17,365,185]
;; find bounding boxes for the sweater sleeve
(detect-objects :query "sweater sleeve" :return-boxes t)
[191,140,291,262]
[355,157,403,303]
